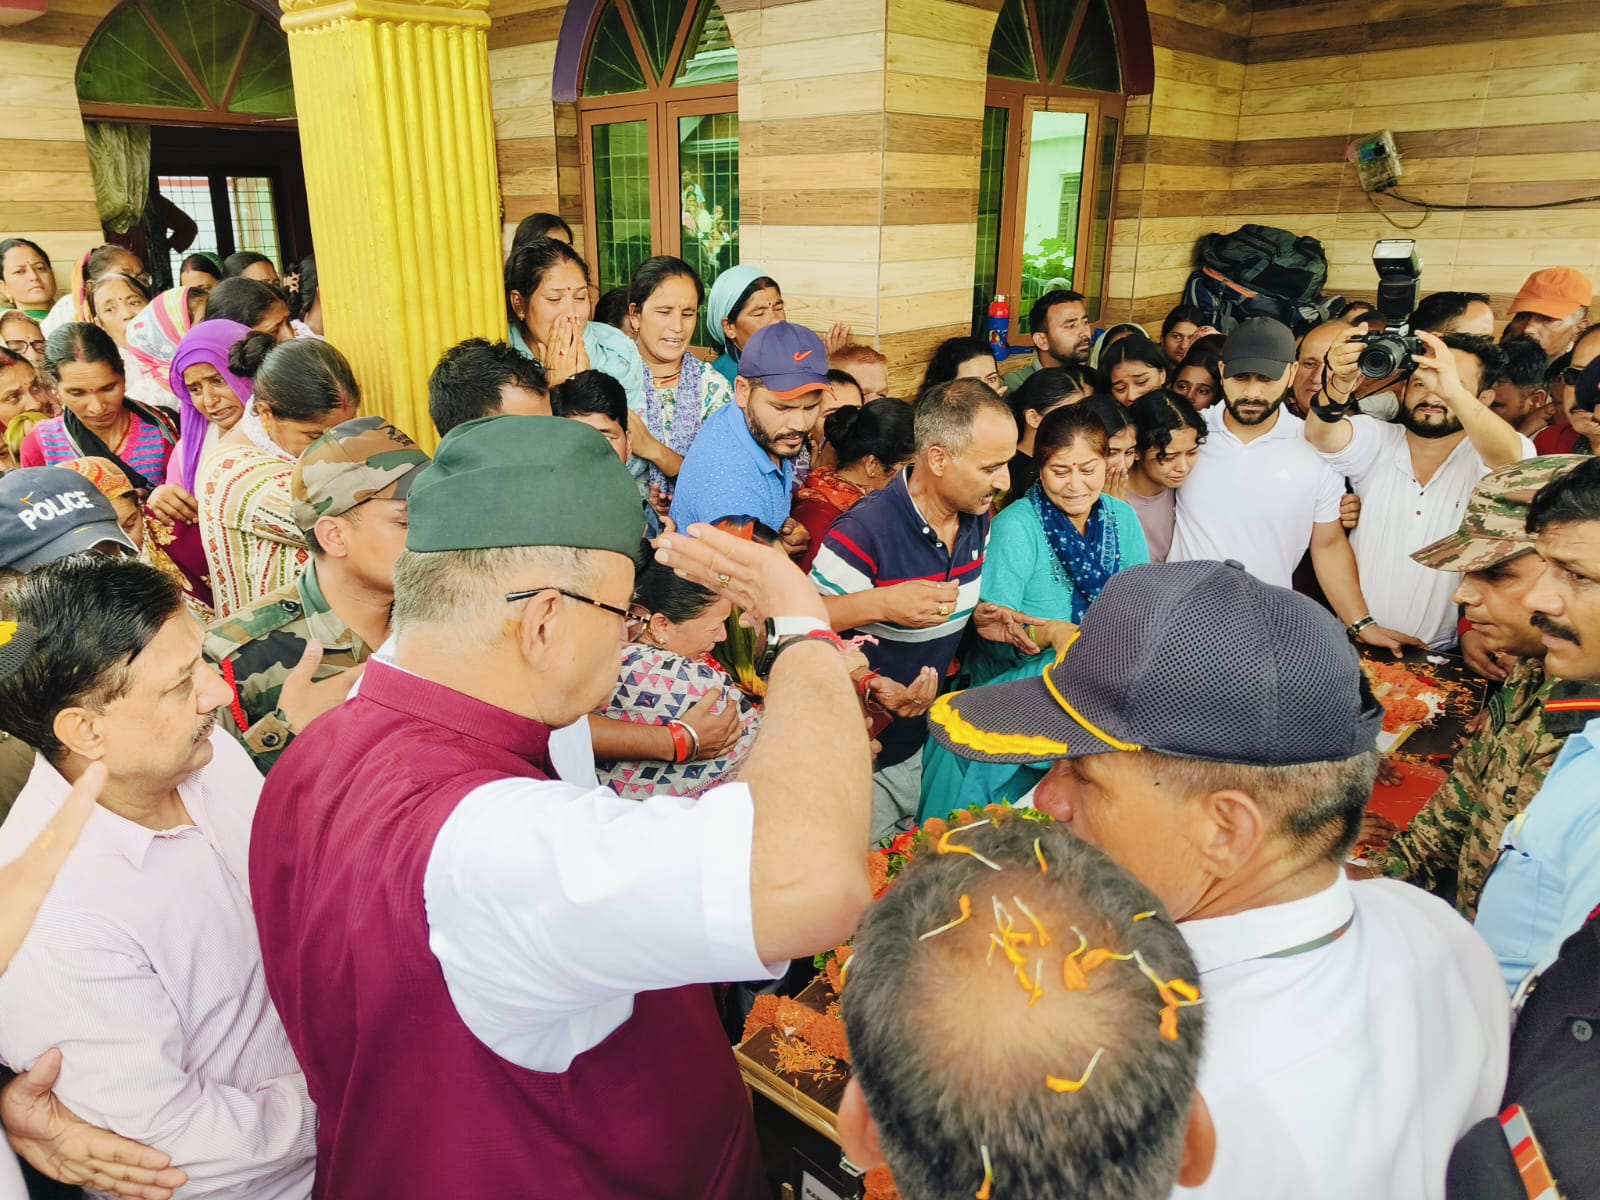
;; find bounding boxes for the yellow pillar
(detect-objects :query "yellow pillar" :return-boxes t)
[279,0,505,450]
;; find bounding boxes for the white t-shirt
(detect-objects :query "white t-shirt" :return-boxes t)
[1315,418,1535,647]
[1170,406,1344,587]
[1177,876,1509,1200]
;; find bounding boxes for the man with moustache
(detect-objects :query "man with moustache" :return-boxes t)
[1169,318,1414,654]
[1502,268,1591,358]
[927,560,1508,1200]
[1367,457,1594,919]
[1475,457,1600,994]
[1305,326,1532,648]
[811,378,1037,837]
[0,555,316,1197]
[1006,289,1094,389]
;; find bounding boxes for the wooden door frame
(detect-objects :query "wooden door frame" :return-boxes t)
[579,101,662,289]
[986,83,1126,340]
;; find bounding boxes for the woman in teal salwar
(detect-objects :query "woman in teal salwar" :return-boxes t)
[919,404,1148,819]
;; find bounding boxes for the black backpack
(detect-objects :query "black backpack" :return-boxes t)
[1184,224,1329,335]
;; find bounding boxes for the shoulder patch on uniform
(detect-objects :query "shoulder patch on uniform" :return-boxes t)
[1543,679,1600,736]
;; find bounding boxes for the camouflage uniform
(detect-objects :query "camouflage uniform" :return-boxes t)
[206,561,373,771]
[1371,658,1572,919]
[205,417,428,772]
[1380,454,1594,919]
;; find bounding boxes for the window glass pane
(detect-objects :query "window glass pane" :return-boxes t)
[158,175,219,281]
[628,0,689,83]
[971,106,1009,337]
[228,23,296,116]
[986,0,1037,82]
[583,0,648,97]
[678,110,738,344]
[1063,0,1121,93]
[1084,115,1119,320]
[159,0,254,106]
[78,5,205,109]
[1036,0,1082,84]
[227,176,280,265]
[674,0,737,87]
[592,120,654,295]
[1020,109,1087,316]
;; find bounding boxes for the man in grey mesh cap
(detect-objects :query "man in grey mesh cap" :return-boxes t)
[928,559,1509,1200]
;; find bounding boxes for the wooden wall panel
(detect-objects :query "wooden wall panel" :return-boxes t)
[0,6,114,300]
[1114,0,1600,326]
[488,0,569,254]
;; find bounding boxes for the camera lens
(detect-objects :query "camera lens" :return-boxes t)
[1358,334,1407,380]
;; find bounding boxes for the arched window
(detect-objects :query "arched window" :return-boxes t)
[975,0,1144,338]
[77,0,295,124]
[577,0,737,307]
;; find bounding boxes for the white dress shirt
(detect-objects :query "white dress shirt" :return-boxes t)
[424,776,779,1073]
[1171,406,1344,587]
[1314,418,1535,646]
[0,732,314,1200]
[1176,876,1509,1200]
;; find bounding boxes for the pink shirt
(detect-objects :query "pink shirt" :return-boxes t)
[0,731,314,1199]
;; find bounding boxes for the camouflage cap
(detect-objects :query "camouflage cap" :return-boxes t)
[1411,455,1588,573]
[290,416,430,535]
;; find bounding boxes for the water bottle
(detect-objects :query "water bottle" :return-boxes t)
[986,294,1011,358]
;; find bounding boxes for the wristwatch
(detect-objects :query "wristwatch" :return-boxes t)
[1346,615,1376,641]
[757,616,842,676]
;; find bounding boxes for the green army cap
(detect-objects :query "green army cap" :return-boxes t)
[1412,455,1587,574]
[291,416,431,535]
[406,414,643,557]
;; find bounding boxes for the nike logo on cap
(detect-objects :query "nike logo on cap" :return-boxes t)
[794,350,813,363]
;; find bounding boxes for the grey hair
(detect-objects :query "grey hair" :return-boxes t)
[913,377,1012,458]
[1140,747,1382,865]
[392,545,596,644]
[843,820,1204,1200]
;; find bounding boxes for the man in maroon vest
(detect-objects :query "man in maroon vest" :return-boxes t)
[250,414,873,1198]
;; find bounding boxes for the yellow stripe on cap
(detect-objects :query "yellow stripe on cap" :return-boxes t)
[1041,631,1143,753]
[928,692,1076,759]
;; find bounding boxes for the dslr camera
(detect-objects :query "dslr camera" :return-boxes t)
[1352,238,1423,380]
[1352,330,1424,379]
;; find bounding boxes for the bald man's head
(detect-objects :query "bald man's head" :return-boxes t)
[1293,321,1353,416]
[840,819,1210,1200]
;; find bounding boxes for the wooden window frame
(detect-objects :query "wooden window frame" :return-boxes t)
[78,0,295,129]
[576,0,737,278]
[986,83,1126,343]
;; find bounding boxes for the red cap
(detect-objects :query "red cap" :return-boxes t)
[1509,268,1593,321]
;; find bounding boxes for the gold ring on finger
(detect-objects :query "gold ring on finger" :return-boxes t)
[717,572,731,585]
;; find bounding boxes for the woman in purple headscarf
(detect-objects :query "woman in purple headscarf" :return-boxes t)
[134,319,254,619]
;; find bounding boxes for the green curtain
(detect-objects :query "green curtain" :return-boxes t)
[84,122,153,235]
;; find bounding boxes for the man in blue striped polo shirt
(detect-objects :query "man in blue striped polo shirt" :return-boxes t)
[811,378,1041,838]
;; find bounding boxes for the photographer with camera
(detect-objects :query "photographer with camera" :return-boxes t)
[1304,324,1533,649]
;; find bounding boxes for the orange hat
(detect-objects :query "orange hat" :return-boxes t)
[1509,268,1593,321]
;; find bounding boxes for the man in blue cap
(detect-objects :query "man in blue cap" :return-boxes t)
[928,560,1509,1200]
[670,320,827,554]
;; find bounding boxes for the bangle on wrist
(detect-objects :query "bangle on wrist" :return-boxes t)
[666,719,698,763]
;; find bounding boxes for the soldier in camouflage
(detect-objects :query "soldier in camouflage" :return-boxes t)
[205,417,429,771]
[1369,455,1600,918]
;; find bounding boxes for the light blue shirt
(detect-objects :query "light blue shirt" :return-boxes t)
[669,401,793,530]
[1474,715,1600,995]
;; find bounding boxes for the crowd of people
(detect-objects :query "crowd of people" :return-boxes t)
[0,222,1597,1199]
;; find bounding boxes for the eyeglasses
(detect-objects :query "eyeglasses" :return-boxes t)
[1559,367,1584,386]
[505,585,645,628]
[4,339,44,356]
